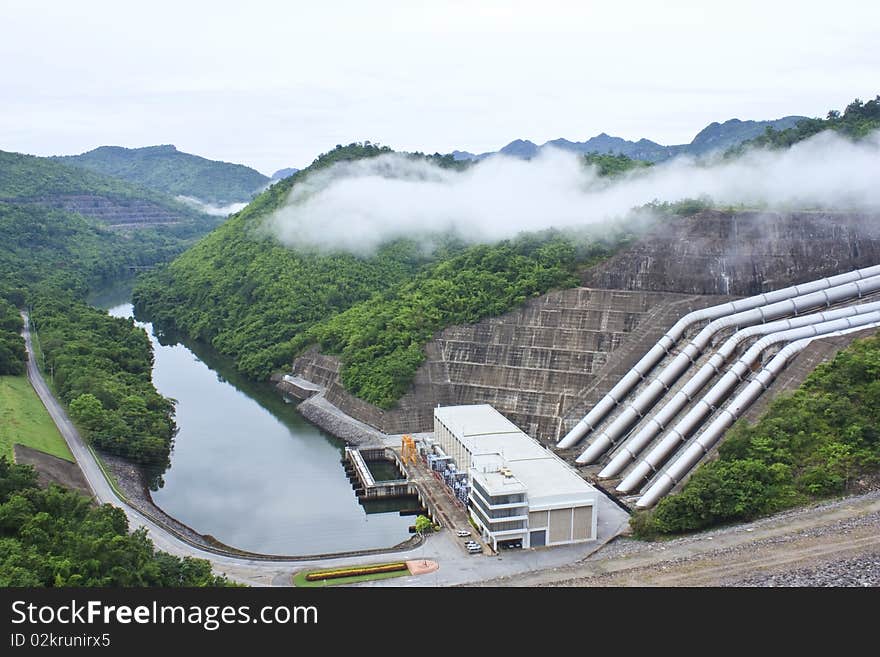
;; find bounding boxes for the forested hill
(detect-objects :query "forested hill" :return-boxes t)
[732,96,880,152]
[56,144,270,205]
[0,149,218,230]
[133,142,632,406]
[0,149,226,476]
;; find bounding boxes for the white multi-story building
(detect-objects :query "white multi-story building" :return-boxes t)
[433,404,598,550]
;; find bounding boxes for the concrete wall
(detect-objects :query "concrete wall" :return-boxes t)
[582,210,880,296]
[293,287,720,442]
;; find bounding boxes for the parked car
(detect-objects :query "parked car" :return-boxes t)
[456,529,472,537]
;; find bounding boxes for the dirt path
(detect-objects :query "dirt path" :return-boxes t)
[14,443,91,497]
[474,491,880,586]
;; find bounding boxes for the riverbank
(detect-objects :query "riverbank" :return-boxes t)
[99,451,223,551]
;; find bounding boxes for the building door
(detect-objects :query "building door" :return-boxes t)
[530,530,546,548]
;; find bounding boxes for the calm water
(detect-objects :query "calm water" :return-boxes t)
[93,285,412,555]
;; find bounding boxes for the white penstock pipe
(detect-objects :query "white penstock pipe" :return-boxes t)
[557,263,880,450]
[597,297,880,477]
[575,272,880,462]
[617,309,880,493]
[636,320,880,508]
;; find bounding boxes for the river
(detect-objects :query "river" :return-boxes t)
[90,283,414,555]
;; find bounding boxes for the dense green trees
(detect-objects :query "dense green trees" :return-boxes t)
[298,234,608,407]
[0,149,224,299]
[582,152,652,177]
[0,202,200,298]
[632,333,880,537]
[0,298,25,375]
[132,143,437,381]
[0,458,227,586]
[732,96,880,152]
[0,149,212,216]
[0,148,230,587]
[56,144,270,205]
[28,293,175,484]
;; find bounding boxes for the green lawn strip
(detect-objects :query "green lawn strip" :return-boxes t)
[0,375,73,461]
[293,563,412,587]
[86,443,125,500]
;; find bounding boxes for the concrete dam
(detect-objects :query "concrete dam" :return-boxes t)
[286,210,880,505]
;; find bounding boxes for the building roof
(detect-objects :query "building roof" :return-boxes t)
[437,405,596,509]
[434,404,522,438]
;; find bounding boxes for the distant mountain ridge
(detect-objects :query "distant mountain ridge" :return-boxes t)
[55,144,270,205]
[271,167,299,181]
[452,116,807,162]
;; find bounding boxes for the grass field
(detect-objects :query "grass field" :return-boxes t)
[293,562,412,587]
[0,375,73,462]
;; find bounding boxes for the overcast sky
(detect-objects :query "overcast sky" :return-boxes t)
[2,0,878,175]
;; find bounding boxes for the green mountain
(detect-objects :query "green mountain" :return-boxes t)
[0,149,222,297]
[733,95,880,152]
[0,149,218,228]
[687,117,806,155]
[56,144,270,205]
[0,150,227,489]
[133,143,626,405]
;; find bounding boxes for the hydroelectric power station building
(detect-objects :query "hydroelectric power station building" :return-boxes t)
[432,404,598,549]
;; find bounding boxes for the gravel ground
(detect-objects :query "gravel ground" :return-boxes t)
[726,552,880,587]
[547,506,880,586]
[581,489,880,564]
[475,488,880,586]
[296,393,385,446]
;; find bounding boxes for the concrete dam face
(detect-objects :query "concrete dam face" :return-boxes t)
[289,210,880,457]
[581,210,880,296]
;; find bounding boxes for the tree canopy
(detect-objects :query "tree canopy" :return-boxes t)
[29,292,176,487]
[0,457,228,586]
[56,145,271,206]
[730,95,880,153]
[0,298,25,375]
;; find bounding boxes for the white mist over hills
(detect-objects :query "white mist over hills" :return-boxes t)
[266,130,880,254]
[176,195,248,217]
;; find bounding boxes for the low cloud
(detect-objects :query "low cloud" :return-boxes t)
[265,130,880,253]
[176,195,248,217]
